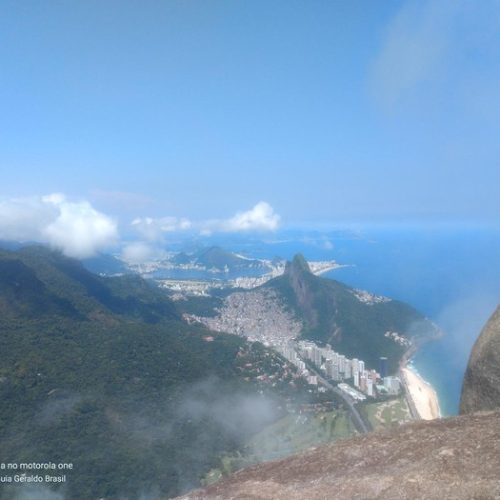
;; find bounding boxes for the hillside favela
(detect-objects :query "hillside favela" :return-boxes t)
[1,2,500,500]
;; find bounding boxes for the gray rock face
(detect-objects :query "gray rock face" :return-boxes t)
[177,411,500,500]
[460,306,500,414]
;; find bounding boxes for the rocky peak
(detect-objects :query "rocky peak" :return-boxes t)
[460,305,500,414]
[283,254,318,327]
[284,253,312,277]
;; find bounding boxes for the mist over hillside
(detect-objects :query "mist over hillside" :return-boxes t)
[1,0,499,497]
[0,247,311,499]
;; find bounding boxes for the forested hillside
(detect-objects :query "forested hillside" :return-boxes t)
[0,247,299,499]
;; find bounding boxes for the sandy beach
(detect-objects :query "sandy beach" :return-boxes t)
[401,366,441,420]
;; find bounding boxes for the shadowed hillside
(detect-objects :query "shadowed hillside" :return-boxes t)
[0,247,302,499]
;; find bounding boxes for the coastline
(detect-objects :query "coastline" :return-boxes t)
[400,364,441,420]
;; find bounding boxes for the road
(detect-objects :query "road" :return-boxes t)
[307,365,372,434]
[398,368,421,420]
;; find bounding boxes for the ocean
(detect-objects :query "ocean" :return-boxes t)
[214,226,500,416]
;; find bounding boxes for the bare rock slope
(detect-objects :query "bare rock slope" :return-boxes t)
[177,411,500,500]
[460,305,500,414]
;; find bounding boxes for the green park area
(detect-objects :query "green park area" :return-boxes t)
[360,396,412,430]
[203,409,356,485]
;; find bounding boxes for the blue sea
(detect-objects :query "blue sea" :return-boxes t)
[209,226,500,416]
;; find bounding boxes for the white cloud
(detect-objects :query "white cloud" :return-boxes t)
[0,194,118,259]
[128,202,279,240]
[131,216,191,241]
[121,242,164,265]
[0,196,58,241]
[224,202,281,231]
[203,202,281,234]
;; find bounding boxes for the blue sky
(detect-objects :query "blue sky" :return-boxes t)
[1,1,499,256]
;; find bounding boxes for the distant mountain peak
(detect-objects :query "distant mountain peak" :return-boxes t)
[285,254,312,276]
[265,252,436,372]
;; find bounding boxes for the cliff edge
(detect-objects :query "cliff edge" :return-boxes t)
[460,305,500,414]
[177,411,500,500]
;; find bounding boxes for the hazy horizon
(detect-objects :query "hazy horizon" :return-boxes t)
[2,0,500,261]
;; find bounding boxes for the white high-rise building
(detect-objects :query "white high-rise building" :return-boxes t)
[302,346,311,360]
[332,364,340,381]
[352,358,359,374]
[313,347,322,366]
[367,378,374,397]
[384,376,401,395]
[353,371,360,388]
[322,347,333,359]
[359,360,365,374]
[338,355,346,373]
[360,374,367,392]
[344,360,352,379]
[325,359,334,379]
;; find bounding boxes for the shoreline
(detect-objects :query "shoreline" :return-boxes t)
[400,364,441,420]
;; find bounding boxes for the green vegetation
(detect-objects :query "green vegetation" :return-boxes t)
[82,252,128,275]
[0,247,304,499]
[0,248,432,498]
[174,246,267,272]
[247,409,354,458]
[202,408,356,484]
[175,294,223,317]
[266,254,437,372]
[359,396,412,430]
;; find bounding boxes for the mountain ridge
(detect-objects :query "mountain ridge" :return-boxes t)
[0,246,301,499]
[264,254,438,372]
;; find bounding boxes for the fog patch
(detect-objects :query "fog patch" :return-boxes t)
[436,293,499,369]
[39,394,82,426]
[102,376,281,497]
[177,377,278,438]
[117,413,174,447]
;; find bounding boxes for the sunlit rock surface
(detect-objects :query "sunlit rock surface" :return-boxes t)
[461,306,500,414]
[177,411,500,500]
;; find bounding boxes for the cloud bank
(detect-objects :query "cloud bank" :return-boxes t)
[220,201,281,232]
[0,194,118,259]
[202,201,281,235]
[131,216,192,241]
[122,216,192,264]
[0,195,280,264]
[121,241,165,265]
[123,202,281,263]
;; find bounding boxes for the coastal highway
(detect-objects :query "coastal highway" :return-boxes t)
[306,365,372,434]
[399,368,420,420]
